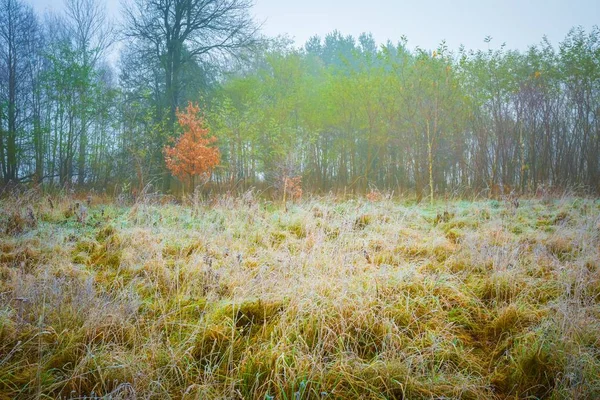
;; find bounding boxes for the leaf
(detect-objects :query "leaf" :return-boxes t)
[163,102,221,185]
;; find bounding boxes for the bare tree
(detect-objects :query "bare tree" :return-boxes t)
[123,0,259,128]
[0,0,38,184]
[65,0,114,185]
[66,0,113,67]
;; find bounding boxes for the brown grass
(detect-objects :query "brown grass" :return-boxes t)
[0,193,599,399]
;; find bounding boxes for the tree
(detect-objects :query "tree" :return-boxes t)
[0,0,38,184]
[123,0,258,131]
[411,45,466,205]
[65,0,113,186]
[164,102,220,191]
[123,0,257,190]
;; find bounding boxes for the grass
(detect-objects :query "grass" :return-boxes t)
[0,191,599,399]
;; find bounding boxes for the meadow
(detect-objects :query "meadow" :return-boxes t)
[1,191,599,399]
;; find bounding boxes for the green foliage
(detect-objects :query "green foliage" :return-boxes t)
[202,27,600,197]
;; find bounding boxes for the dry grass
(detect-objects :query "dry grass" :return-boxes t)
[1,192,599,399]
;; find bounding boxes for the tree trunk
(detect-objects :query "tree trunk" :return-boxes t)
[78,122,87,186]
[427,120,434,206]
[6,46,17,183]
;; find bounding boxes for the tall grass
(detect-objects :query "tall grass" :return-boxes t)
[1,192,599,399]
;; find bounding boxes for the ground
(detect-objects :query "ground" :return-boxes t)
[1,192,599,399]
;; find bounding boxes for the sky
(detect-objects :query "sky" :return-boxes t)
[29,0,599,52]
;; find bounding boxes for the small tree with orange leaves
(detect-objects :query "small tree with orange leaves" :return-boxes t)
[164,102,220,192]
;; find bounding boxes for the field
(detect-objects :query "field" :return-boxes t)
[1,192,599,399]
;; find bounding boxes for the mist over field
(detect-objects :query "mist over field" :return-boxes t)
[1,0,600,398]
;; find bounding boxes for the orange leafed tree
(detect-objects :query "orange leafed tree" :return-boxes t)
[164,102,220,190]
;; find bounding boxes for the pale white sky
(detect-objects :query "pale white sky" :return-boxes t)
[29,0,600,51]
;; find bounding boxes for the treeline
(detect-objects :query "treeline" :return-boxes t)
[0,0,116,188]
[210,31,600,198]
[1,0,599,198]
